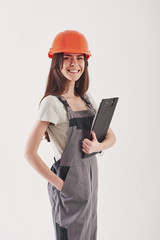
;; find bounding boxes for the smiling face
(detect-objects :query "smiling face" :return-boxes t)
[60,52,85,82]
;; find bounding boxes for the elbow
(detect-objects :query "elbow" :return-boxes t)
[24,145,35,162]
[24,142,29,160]
[111,133,116,146]
[107,128,117,147]
[113,135,116,145]
[24,149,31,162]
[24,151,37,164]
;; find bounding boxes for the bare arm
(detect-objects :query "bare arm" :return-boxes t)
[24,120,64,191]
[99,127,116,151]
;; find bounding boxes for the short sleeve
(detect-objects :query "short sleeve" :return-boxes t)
[86,91,98,111]
[36,96,59,125]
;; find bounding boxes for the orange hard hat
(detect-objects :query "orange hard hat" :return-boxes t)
[48,30,91,59]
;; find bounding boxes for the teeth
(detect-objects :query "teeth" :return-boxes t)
[68,70,79,73]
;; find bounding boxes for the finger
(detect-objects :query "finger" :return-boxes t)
[82,147,90,154]
[82,144,90,152]
[82,146,88,153]
[91,130,97,140]
[83,139,92,146]
[82,143,91,150]
[82,148,86,153]
[82,143,89,150]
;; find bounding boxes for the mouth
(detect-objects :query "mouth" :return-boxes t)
[67,69,80,73]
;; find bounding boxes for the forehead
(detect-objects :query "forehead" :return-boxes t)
[63,52,84,56]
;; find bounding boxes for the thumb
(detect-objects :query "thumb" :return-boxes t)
[91,130,97,141]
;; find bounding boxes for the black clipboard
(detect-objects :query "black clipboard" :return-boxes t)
[83,97,119,158]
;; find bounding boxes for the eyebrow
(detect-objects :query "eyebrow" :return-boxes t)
[63,54,84,57]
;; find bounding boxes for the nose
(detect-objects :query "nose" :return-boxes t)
[70,57,78,66]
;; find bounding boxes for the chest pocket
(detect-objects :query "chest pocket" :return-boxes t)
[69,116,94,129]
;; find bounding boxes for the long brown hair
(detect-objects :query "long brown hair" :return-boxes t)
[39,52,90,142]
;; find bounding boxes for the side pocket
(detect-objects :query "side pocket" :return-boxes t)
[47,181,57,208]
[59,166,71,194]
[51,159,61,173]
[47,161,61,208]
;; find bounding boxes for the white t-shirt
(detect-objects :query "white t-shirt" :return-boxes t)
[36,91,98,160]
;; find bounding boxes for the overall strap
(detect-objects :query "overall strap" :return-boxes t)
[81,94,94,110]
[56,94,94,111]
[56,95,70,111]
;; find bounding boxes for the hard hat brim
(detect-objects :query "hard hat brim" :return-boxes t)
[48,48,91,59]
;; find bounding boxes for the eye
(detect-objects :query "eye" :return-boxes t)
[63,56,84,60]
[77,57,84,60]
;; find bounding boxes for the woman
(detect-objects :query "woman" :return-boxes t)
[24,30,116,240]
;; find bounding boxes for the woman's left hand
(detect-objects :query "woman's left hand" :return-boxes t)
[82,131,102,154]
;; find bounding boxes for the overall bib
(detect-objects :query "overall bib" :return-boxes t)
[47,94,98,240]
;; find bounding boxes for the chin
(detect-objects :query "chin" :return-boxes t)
[67,75,82,81]
[68,78,80,82]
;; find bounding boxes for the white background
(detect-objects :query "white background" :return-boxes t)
[0,0,160,239]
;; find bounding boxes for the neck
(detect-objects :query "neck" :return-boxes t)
[62,81,78,98]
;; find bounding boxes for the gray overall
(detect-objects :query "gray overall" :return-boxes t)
[47,94,98,240]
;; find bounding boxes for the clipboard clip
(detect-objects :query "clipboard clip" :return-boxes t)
[98,150,104,156]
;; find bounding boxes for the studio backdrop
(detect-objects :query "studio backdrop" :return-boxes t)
[0,0,159,239]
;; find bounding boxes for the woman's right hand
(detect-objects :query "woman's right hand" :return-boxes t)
[57,177,65,192]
